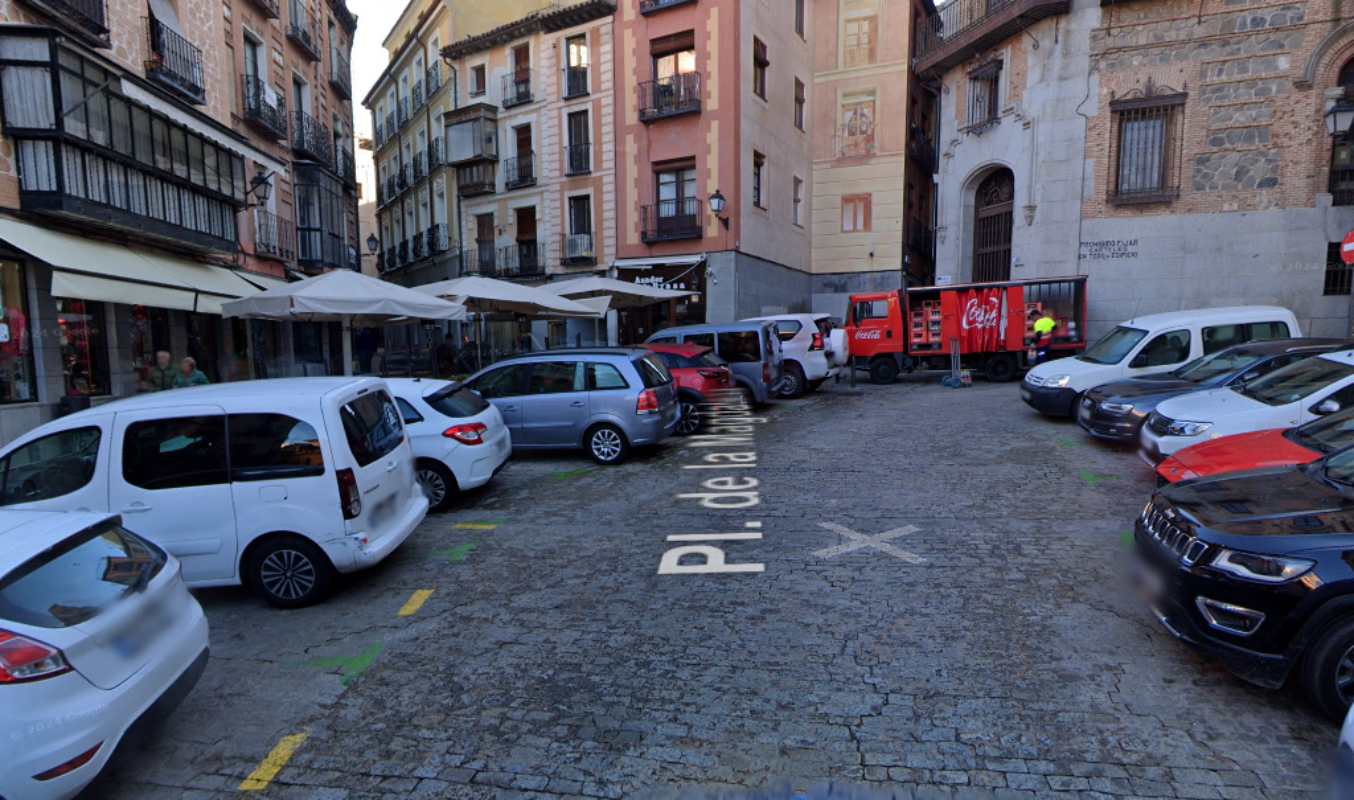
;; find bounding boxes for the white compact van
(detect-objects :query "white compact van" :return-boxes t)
[0,378,427,607]
[1022,306,1301,417]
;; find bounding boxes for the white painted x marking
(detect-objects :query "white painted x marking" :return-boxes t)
[813,522,927,564]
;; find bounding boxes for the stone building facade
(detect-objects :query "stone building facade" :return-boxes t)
[924,0,1354,337]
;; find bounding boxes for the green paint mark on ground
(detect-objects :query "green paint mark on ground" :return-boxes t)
[550,467,595,481]
[1056,437,1079,450]
[308,643,382,686]
[432,542,478,563]
[1120,531,1134,549]
[1078,469,1118,488]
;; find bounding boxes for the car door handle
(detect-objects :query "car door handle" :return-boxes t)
[120,504,152,514]
[570,400,585,407]
[502,405,517,411]
[385,461,398,473]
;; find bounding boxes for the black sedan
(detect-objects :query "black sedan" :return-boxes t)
[1138,451,1354,718]
[1078,338,1348,442]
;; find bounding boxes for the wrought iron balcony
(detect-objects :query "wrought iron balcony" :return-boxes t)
[399,162,412,188]
[640,0,695,14]
[248,0,279,18]
[146,17,205,105]
[33,0,109,40]
[429,138,444,168]
[427,224,450,254]
[330,48,351,99]
[292,110,333,164]
[287,0,322,62]
[457,162,496,197]
[565,67,589,98]
[412,233,425,260]
[397,97,410,126]
[914,0,1071,76]
[499,242,543,278]
[561,232,595,266]
[384,112,396,139]
[383,175,397,204]
[383,245,398,271]
[638,72,700,122]
[412,150,426,181]
[641,198,703,243]
[502,74,532,108]
[398,239,409,265]
[426,63,442,95]
[373,119,384,147]
[336,149,357,186]
[503,153,535,190]
[463,242,498,275]
[251,209,296,261]
[412,79,424,110]
[242,77,287,140]
[565,142,590,176]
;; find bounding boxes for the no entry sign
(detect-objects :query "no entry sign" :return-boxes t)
[1343,230,1354,265]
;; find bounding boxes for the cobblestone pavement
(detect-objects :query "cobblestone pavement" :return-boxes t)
[88,379,1335,799]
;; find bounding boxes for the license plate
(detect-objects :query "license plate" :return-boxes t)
[1131,553,1168,604]
[108,598,170,659]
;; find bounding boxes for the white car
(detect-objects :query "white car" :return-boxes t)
[1023,305,1301,417]
[744,313,843,397]
[0,378,428,608]
[1337,705,1354,797]
[1140,349,1354,463]
[0,510,208,800]
[384,378,512,511]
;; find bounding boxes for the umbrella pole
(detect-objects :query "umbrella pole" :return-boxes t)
[477,313,484,371]
[342,318,353,376]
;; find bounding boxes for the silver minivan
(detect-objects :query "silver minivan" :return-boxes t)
[644,321,784,404]
[463,349,680,465]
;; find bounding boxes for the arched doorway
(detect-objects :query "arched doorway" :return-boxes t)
[973,168,1014,282]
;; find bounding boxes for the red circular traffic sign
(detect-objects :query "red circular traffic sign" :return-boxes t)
[1343,230,1354,265]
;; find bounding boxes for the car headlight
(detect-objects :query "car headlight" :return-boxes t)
[1101,401,1134,415]
[1210,548,1314,583]
[1166,419,1211,437]
[1045,374,1072,388]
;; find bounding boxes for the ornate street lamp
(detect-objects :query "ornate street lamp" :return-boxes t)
[708,189,729,229]
[366,233,380,255]
[1327,101,1354,138]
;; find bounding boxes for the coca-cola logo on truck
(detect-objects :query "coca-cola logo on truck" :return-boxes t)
[854,329,882,340]
[960,296,1000,331]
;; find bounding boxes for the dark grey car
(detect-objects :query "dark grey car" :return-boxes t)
[463,349,680,465]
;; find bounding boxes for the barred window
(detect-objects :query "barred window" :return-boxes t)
[965,62,1000,129]
[1109,89,1185,204]
[1326,243,1353,296]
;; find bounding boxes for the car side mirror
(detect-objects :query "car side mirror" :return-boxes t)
[1316,399,1342,415]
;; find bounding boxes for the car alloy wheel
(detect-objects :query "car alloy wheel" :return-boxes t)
[591,427,624,462]
[259,548,317,603]
[1337,645,1354,707]
[676,401,701,435]
[778,369,802,398]
[417,466,448,508]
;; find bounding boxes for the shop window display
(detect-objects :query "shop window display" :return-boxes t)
[0,262,34,403]
[56,299,109,396]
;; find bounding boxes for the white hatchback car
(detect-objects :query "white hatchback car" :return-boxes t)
[0,378,428,607]
[384,378,512,511]
[0,510,208,800]
[744,313,843,397]
[1141,349,1354,463]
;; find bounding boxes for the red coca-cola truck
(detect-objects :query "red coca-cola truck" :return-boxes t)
[844,275,1089,383]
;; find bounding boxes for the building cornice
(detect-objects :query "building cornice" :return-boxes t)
[440,1,615,61]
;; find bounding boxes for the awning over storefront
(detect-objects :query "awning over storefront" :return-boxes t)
[0,217,271,315]
[612,255,706,271]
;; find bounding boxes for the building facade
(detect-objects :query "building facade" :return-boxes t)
[0,0,357,442]
[924,0,1354,337]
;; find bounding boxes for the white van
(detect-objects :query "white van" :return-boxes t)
[0,378,427,607]
[1022,306,1302,417]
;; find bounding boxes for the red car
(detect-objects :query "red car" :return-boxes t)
[640,343,733,435]
[1156,409,1354,483]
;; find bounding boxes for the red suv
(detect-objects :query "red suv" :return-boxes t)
[640,343,733,435]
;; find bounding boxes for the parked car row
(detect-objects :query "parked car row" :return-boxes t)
[1022,303,1354,719]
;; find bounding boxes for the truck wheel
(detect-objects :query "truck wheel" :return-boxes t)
[985,354,1017,383]
[1300,617,1354,720]
[869,358,899,384]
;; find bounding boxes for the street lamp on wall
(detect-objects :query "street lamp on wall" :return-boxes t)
[708,189,729,229]
[1327,102,1354,138]
[246,167,273,206]
[366,233,380,255]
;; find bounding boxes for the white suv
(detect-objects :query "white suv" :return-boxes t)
[744,314,842,397]
[0,378,428,607]
[385,378,512,511]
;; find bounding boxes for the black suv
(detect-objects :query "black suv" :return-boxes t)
[1138,451,1354,718]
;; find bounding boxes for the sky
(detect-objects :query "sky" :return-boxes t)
[349,0,407,203]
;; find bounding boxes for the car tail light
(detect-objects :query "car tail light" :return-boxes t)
[811,333,825,351]
[336,468,362,520]
[0,630,71,684]
[33,742,102,781]
[443,422,488,445]
[635,389,660,415]
[763,362,771,384]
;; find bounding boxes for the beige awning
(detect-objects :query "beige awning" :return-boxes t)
[0,216,270,315]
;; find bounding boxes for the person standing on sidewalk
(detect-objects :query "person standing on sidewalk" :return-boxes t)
[145,350,175,391]
[173,356,209,388]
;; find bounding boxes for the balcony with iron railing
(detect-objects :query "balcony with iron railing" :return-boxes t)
[498,242,544,278]
[565,66,589,99]
[429,138,444,168]
[146,16,205,105]
[398,239,409,266]
[330,48,351,99]
[426,63,442,95]
[382,245,397,272]
[287,0,321,61]
[383,175,397,205]
[458,162,496,197]
[638,72,701,122]
[30,0,109,41]
[412,232,425,261]
[426,224,450,255]
[561,232,595,266]
[292,110,333,164]
[397,97,410,126]
[242,77,287,140]
[384,112,396,140]
[565,142,591,176]
[412,79,425,111]
[504,153,535,190]
[502,73,532,108]
[914,0,1071,76]
[251,208,296,261]
[399,162,412,188]
[373,119,384,148]
[463,242,498,275]
[247,0,278,18]
[641,198,703,242]
[336,149,356,186]
[412,150,426,181]
[640,0,696,13]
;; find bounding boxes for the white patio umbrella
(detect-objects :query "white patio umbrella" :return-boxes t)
[222,270,467,376]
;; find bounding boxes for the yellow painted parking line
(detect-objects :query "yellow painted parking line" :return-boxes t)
[453,522,498,531]
[239,732,307,791]
[398,588,434,617]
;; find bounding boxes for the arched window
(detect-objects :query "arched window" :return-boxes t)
[973,169,1014,282]
[1332,58,1354,205]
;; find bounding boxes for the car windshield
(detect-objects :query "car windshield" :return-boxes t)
[1173,349,1260,384]
[1237,357,1354,406]
[1078,326,1147,365]
[1289,408,1354,454]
